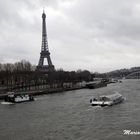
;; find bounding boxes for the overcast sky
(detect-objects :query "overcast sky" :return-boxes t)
[1,0,140,72]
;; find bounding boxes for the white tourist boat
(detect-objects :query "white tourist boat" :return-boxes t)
[3,92,34,103]
[90,92,125,107]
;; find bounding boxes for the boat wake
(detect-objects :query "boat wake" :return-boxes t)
[87,106,102,111]
[1,102,14,105]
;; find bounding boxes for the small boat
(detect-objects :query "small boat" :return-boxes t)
[4,92,34,103]
[90,92,125,107]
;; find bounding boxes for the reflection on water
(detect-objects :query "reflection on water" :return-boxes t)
[0,79,140,140]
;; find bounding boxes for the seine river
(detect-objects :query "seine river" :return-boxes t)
[0,79,140,140]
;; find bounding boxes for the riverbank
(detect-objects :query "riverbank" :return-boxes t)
[0,82,108,100]
[0,86,86,100]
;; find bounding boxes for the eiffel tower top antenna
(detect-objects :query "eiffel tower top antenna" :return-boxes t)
[43,7,45,13]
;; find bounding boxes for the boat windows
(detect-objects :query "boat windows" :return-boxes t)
[100,97,110,101]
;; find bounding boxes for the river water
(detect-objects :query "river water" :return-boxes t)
[0,79,140,140]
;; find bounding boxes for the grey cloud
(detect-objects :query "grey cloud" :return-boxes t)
[63,0,140,38]
[0,0,140,72]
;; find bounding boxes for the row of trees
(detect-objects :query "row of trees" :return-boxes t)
[0,60,95,92]
[0,60,35,90]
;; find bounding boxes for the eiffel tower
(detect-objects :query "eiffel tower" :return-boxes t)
[36,10,55,72]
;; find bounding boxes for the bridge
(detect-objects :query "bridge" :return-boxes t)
[125,71,140,79]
